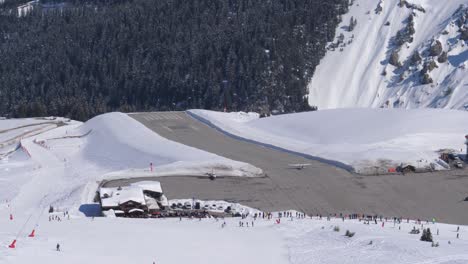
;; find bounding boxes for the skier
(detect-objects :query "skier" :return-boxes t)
[56,243,60,251]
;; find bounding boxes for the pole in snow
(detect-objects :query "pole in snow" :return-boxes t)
[465,135,468,161]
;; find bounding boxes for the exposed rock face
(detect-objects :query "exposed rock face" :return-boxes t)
[375,1,383,14]
[421,72,433,84]
[410,51,422,65]
[429,40,443,57]
[461,28,468,41]
[437,51,448,63]
[399,0,426,13]
[394,14,415,47]
[308,1,468,111]
[422,60,438,74]
[389,50,402,67]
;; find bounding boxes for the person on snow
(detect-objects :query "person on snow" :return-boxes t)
[56,243,60,251]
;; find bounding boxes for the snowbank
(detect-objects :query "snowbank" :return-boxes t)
[189,108,468,172]
[75,112,261,177]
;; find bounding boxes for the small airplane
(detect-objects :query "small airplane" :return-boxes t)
[206,171,217,180]
[288,163,311,170]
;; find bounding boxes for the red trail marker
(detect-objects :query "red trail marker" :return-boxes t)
[8,239,16,249]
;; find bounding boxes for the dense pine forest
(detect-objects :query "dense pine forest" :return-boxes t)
[0,0,349,120]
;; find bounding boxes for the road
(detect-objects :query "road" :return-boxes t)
[128,111,468,224]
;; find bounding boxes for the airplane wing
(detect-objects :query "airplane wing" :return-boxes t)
[288,163,311,168]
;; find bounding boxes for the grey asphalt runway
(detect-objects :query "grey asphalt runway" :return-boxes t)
[127,111,468,224]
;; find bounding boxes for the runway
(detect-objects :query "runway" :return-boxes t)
[128,111,468,224]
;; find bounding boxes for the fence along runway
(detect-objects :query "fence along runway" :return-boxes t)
[129,112,468,225]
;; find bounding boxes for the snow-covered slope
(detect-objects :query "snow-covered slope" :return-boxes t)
[0,118,68,157]
[1,112,467,263]
[0,112,261,215]
[1,212,467,264]
[189,108,468,172]
[309,0,468,110]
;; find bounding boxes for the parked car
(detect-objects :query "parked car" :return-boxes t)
[454,159,464,168]
[184,202,192,209]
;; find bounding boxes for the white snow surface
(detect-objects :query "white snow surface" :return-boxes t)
[0,112,261,215]
[0,117,69,157]
[189,108,468,171]
[309,0,468,111]
[0,112,467,263]
[1,211,467,264]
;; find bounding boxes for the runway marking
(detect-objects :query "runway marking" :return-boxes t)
[150,113,161,120]
[171,113,183,120]
[166,113,177,120]
[131,112,187,122]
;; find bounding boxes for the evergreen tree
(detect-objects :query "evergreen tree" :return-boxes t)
[0,0,349,120]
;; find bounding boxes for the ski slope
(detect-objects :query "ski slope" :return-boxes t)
[0,118,67,157]
[0,112,467,263]
[189,108,468,172]
[308,0,468,110]
[1,211,467,264]
[0,112,261,215]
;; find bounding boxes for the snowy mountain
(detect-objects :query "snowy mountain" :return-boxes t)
[308,0,468,110]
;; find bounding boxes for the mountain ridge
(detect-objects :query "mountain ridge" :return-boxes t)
[308,0,468,111]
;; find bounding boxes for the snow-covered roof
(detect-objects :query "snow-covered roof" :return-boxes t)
[100,186,146,208]
[131,181,163,193]
[100,188,113,199]
[128,208,144,213]
[145,197,160,210]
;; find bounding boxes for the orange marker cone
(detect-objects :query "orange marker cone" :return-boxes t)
[8,239,16,248]
[28,229,35,237]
